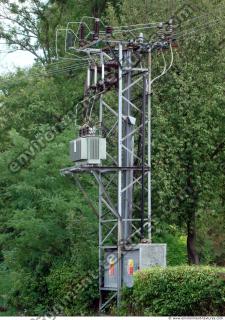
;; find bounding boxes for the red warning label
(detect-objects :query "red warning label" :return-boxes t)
[127,259,134,275]
[109,257,115,276]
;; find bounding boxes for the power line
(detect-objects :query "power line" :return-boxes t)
[47,61,88,71]
[173,2,225,29]
[0,64,87,85]
[175,16,224,41]
[1,11,224,86]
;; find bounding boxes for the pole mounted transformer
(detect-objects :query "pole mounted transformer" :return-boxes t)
[60,17,176,312]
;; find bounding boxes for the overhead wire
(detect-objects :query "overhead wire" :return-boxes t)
[81,11,223,125]
[107,2,225,37]
[47,61,88,71]
[172,1,225,29]
[2,9,224,87]
[175,16,224,41]
[112,22,159,30]
[47,64,88,75]
[176,13,224,36]
[0,63,88,85]
[54,7,224,62]
[30,62,87,76]
[48,58,88,66]
[98,4,224,36]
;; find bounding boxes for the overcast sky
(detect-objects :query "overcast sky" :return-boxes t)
[0,0,35,75]
[0,48,35,74]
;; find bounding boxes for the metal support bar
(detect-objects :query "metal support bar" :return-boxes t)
[122,75,143,93]
[101,223,117,244]
[147,49,152,241]
[121,174,143,194]
[102,198,119,219]
[100,293,117,311]
[93,172,120,219]
[121,121,148,142]
[117,42,123,307]
[102,101,118,117]
[122,95,142,113]
[106,120,118,138]
[140,74,147,239]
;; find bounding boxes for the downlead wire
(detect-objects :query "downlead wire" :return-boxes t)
[151,44,174,85]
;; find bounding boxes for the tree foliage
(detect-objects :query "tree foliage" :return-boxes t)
[0,0,225,316]
[106,0,225,264]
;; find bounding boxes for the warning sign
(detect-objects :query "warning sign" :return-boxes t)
[109,256,115,276]
[127,259,134,275]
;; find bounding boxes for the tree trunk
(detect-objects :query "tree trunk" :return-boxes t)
[187,212,199,264]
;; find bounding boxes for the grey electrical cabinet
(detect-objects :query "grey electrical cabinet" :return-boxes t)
[70,136,106,164]
[103,244,167,289]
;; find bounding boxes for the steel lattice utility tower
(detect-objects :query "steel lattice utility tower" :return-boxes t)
[60,18,175,312]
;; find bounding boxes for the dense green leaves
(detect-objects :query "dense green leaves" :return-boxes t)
[121,266,225,316]
[107,0,225,264]
[0,0,225,316]
[0,126,99,315]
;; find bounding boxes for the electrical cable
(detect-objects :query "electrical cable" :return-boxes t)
[3,12,222,90]
[151,49,167,84]
[173,2,225,30]
[74,51,138,127]
[175,15,224,39]
[47,61,88,72]
[114,11,224,43]
[176,21,225,40]
[75,50,135,126]
[0,64,87,85]
[2,12,220,87]
[49,58,88,66]
[35,63,88,76]
[97,4,225,38]
[86,93,96,123]
[74,88,107,129]
[1,14,218,87]
[113,25,158,34]
[112,22,159,30]
[151,43,173,85]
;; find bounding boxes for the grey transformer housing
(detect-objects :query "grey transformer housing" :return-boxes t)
[70,136,106,165]
[104,244,167,289]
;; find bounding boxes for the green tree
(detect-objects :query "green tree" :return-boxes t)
[0,0,225,316]
[0,0,120,64]
[106,0,225,264]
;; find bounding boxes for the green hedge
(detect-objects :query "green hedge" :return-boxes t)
[121,266,225,316]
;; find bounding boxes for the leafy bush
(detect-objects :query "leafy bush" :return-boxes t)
[46,263,99,316]
[121,266,225,316]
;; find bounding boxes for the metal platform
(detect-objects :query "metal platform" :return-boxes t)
[61,165,150,175]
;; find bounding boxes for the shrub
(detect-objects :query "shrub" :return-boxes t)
[121,266,225,316]
[46,263,99,316]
